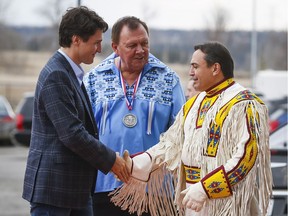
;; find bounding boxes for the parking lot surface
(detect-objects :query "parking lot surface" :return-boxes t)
[0,146,30,216]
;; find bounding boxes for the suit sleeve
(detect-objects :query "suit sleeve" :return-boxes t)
[39,69,115,174]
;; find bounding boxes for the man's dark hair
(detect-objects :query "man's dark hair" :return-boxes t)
[194,42,234,79]
[111,16,149,44]
[59,6,108,47]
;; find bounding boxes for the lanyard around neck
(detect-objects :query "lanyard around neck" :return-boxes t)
[118,59,142,111]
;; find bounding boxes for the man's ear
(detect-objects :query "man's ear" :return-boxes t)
[72,35,81,46]
[111,42,118,54]
[212,63,221,76]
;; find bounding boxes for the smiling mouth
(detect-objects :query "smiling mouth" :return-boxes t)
[135,58,144,61]
[135,55,145,59]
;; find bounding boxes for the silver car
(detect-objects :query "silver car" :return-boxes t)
[0,95,15,145]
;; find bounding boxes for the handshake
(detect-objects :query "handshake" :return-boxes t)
[112,150,208,212]
[115,150,155,182]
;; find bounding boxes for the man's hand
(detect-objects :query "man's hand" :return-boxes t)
[180,182,208,212]
[123,150,132,173]
[121,150,153,182]
[111,153,130,183]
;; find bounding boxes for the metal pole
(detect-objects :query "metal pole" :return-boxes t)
[251,0,257,89]
[78,0,81,6]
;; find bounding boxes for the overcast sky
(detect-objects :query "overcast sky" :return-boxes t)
[3,0,287,31]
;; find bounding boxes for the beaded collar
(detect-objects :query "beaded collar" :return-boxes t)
[206,78,235,97]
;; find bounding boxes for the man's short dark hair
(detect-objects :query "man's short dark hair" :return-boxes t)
[194,42,234,79]
[111,16,149,44]
[59,6,108,47]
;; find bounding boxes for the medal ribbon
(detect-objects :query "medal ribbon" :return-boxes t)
[119,60,142,111]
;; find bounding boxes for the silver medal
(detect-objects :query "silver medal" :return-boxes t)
[122,113,137,128]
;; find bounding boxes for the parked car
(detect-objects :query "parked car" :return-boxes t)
[267,96,287,116]
[268,98,287,216]
[269,104,288,133]
[10,92,34,147]
[0,95,15,145]
[270,123,287,150]
[269,147,287,216]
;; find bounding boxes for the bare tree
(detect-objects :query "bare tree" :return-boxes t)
[0,0,26,74]
[37,0,66,27]
[0,0,12,47]
[259,31,287,70]
[0,0,11,24]
[205,6,230,43]
[140,1,157,24]
[35,0,73,51]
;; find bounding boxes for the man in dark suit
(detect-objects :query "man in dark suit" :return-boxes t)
[22,6,130,216]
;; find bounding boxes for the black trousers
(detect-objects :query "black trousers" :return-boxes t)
[92,192,151,216]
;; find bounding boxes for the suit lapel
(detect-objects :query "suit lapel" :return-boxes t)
[79,82,98,135]
[55,52,98,134]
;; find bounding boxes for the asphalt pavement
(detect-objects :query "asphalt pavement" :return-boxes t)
[0,145,30,216]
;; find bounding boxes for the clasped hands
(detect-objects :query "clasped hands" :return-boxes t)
[111,152,130,183]
[122,150,153,182]
[121,150,208,211]
[113,150,208,212]
[113,150,153,183]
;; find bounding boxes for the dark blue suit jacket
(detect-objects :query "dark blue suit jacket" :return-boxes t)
[22,51,116,208]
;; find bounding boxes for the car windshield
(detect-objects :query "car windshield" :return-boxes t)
[0,99,9,117]
[16,96,34,119]
[20,97,33,118]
